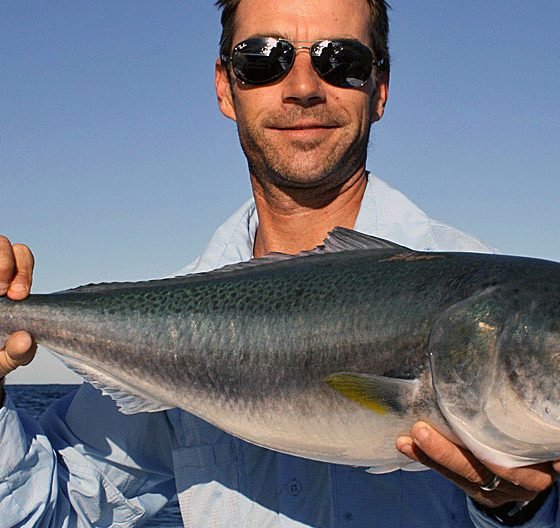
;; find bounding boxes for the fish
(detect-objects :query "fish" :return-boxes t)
[1,228,560,473]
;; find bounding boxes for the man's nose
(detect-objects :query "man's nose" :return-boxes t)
[281,49,326,107]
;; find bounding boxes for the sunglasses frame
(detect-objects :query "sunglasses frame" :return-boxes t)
[221,36,384,89]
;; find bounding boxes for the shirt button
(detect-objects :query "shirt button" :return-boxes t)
[288,479,302,496]
[343,512,354,521]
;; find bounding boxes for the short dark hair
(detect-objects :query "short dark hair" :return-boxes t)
[215,0,391,72]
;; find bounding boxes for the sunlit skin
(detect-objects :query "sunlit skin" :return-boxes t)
[216,0,388,257]
[1,0,558,518]
[0,236,36,381]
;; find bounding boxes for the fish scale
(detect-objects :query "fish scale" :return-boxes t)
[1,228,560,472]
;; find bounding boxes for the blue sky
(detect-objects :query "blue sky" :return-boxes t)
[2,2,559,383]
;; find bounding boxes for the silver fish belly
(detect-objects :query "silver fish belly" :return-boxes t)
[1,228,559,471]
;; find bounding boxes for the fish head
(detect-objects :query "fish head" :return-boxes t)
[429,279,560,468]
[498,280,560,427]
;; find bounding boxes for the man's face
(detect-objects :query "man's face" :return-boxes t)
[216,0,388,191]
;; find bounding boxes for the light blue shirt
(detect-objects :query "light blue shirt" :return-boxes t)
[1,175,557,527]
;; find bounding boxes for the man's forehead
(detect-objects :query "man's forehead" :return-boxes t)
[232,0,371,43]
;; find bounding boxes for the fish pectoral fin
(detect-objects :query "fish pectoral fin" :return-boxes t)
[325,372,419,416]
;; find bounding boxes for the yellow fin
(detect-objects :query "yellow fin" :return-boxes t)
[325,372,419,416]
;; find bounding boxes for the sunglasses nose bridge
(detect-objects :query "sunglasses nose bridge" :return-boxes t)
[280,48,327,105]
[289,45,322,78]
[286,45,320,78]
[289,44,313,67]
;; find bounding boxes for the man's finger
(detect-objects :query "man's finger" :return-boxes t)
[0,331,37,378]
[408,422,556,493]
[408,422,489,484]
[396,434,522,503]
[8,243,34,300]
[397,422,550,506]
[0,236,16,295]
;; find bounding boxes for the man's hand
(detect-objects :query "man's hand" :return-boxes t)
[397,421,556,516]
[0,236,36,382]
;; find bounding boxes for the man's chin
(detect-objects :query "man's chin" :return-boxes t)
[245,138,364,190]
[264,164,354,190]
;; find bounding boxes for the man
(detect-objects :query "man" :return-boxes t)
[0,0,558,526]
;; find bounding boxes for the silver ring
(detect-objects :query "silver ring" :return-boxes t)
[479,474,501,492]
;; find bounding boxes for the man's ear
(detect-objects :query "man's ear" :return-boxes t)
[215,58,237,121]
[370,70,389,123]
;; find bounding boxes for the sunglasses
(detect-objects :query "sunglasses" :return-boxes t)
[221,37,384,89]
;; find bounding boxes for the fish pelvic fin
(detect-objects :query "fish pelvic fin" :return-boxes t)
[325,372,420,416]
[366,460,429,474]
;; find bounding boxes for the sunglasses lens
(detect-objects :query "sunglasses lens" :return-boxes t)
[311,40,374,88]
[231,38,294,85]
[228,38,375,88]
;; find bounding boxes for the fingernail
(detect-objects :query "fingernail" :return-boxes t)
[10,283,27,292]
[414,427,430,446]
[0,283,8,292]
[396,438,414,456]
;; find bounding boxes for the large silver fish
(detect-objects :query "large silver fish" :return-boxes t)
[1,228,560,472]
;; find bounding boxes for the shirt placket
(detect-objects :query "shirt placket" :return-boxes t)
[277,453,313,527]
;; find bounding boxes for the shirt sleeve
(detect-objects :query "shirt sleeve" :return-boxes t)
[0,383,177,527]
[467,487,559,527]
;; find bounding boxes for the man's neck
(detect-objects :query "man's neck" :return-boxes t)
[252,169,367,258]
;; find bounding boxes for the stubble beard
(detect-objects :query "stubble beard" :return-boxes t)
[236,107,371,193]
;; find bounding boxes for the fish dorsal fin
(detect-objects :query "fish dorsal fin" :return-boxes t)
[321,227,409,253]
[209,229,409,272]
[49,351,172,414]
[192,229,409,273]
[61,229,409,295]
[197,228,409,275]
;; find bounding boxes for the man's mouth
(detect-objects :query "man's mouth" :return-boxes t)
[272,121,340,131]
[268,122,341,143]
